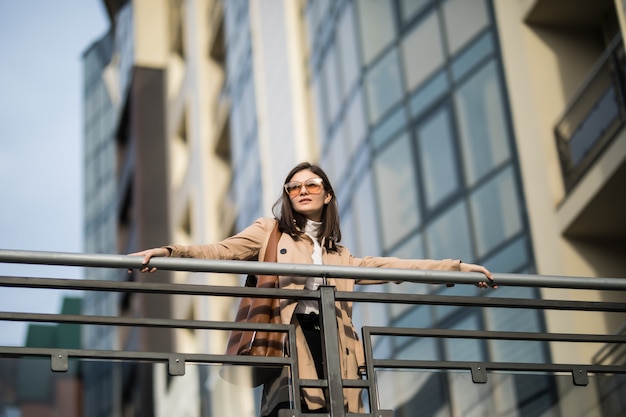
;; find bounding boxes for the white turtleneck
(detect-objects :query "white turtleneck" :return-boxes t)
[295,219,324,314]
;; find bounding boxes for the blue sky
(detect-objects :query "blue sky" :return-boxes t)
[0,0,108,346]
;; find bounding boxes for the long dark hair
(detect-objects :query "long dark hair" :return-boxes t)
[272,162,341,251]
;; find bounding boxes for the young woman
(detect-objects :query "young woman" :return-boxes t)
[130,162,494,416]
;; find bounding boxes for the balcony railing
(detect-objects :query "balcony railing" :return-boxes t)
[555,34,626,192]
[1,249,625,417]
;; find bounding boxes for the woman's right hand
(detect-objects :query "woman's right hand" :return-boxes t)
[127,248,170,273]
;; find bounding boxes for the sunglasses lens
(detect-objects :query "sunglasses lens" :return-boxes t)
[284,183,301,197]
[304,180,322,194]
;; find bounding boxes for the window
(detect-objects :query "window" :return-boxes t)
[365,48,403,123]
[374,133,420,250]
[401,10,445,92]
[442,0,489,55]
[425,201,473,261]
[455,61,511,185]
[355,0,397,64]
[469,167,523,258]
[336,3,361,100]
[416,107,460,209]
[399,0,431,23]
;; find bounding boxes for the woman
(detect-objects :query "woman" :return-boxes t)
[130,162,495,416]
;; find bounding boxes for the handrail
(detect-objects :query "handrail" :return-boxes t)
[1,249,626,290]
[2,249,626,417]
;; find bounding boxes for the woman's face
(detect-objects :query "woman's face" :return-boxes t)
[286,169,332,222]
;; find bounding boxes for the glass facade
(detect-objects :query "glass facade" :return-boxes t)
[82,4,133,417]
[303,0,548,414]
[82,30,119,417]
[224,0,263,230]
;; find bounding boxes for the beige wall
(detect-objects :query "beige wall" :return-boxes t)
[493,4,625,411]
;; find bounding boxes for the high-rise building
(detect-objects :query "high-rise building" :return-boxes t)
[83,0,626,416]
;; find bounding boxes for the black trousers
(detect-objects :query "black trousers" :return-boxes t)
[265,313,328,417]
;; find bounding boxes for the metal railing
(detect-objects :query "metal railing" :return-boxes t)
[1,249,626,417]
[555,34,626,192]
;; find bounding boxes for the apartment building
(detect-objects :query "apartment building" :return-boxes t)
[83,0,625,416]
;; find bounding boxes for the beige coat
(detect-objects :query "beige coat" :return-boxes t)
[166,217,461,413]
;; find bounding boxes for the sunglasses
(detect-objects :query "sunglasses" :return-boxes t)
[284,177,324,198]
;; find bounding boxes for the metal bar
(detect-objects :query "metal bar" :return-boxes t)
[0,311,291,333]
[319,286,345,417]
[0,275,320,300]
[0,346,292,367]
[336,291,626,312]
[1,249,626,290]
[361,327,381,415]
[371,359,626,375]
[363,326,626,344]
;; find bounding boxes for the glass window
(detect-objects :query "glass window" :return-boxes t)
[399,0,430,23]
[416,107,460,209]
[483,235,528,273]
[371,106,407,150]
[401,10,445,92]
[353,170,381,257]
[311,74,328,142]
[442,0,489,56]
[327,123,349,183]
[355,0,396,64]
[451,31,494,81]
[373,134,420,250]
[454,61,511,185]
[365,48,403,124]
[425,200,473,262]
[336,3,361,100]
[322,45,341,125]
[409,71,449,118]
[469,167,523,258]
[346,88,367,158]
[444,315,483,361]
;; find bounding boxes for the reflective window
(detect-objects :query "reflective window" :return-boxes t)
[322,44,341,125]
[365,48,403,123]
[399,0,431,23]
[454,61,511,185]
[401,10,445,92]
[442,0,489,55]
[374,134,420,250]
[416,107,460,209]
[352,170,381,257]
[483,235,529,273]
[445,315,484,361]
[311,75,327,141]
[425,201,473,262]
[336,3,361,101]
[345,88,367,158]
[469,167,523,258]
[355,0,396,64]
[371,106,407,150]
[409,71,449,117]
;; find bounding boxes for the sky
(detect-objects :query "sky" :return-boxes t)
[0,1,109,346]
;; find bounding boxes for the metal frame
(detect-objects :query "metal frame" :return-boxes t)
[1,249,626,416]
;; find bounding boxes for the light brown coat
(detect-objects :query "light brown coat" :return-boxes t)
[166,217,461,412]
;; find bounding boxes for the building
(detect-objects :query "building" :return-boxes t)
[83,0,625,416]
[14,297,83,417]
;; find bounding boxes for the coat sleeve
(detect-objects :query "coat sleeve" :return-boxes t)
[163,217,274,260]
[343,247,461,285]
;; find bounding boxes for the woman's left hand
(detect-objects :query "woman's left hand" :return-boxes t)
[460,262,497,288]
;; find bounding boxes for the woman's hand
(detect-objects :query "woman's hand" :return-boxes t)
[460,262,497,288]
[127,247,170,273]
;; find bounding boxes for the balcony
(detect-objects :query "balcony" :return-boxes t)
[554,34,626,193]
[0,249,625,416]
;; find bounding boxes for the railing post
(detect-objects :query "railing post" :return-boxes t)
[319,285,345,417]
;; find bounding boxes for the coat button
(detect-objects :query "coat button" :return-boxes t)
[280,248,287,254]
